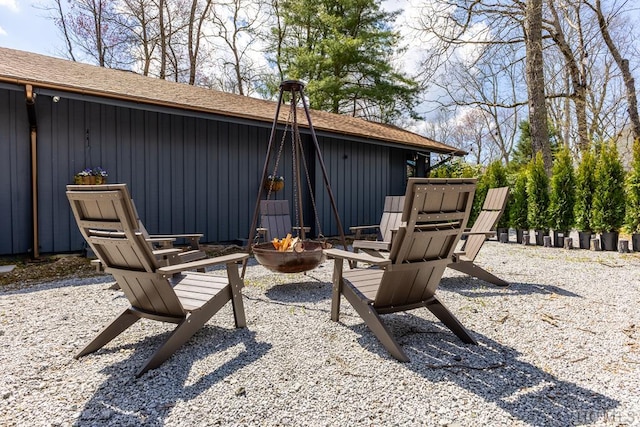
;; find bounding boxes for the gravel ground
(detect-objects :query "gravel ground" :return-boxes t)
[1,240,639,426]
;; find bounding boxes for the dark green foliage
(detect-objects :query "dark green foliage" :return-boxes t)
[526,152,549,230]
[625,140,640,234]
[278,0,420,123]
[574,150,596,232]
[548,147,575,232]
[509,120,561,171]
[591,142,626,233]
[480,160,509,228]
[509,168,529,229]
[430,158,480,178]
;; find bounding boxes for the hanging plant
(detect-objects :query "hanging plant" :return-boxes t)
[264,175,284,192]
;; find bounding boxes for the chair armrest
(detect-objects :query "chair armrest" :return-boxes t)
[152,233,203,240]
[349,225,379,232]
[158,253,249,275]
[352,240,391,251]
[461,231,496,237]
[152,248,183,257]
[324,248,391,266]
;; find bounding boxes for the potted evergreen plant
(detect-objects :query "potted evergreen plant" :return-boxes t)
[548,147,575,247]
[527,153,550,246]
[509,168,529,244]
[483,160,510,240]
[624,139,640,251]
[574,150,596,249]
[591,142,625,251]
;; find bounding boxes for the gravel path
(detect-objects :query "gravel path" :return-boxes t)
[1,241,639,426]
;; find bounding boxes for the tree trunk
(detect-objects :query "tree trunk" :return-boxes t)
[524,0,552,173]
[589,0,640,142]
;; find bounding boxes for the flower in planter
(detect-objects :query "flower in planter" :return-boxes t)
[92,167,108,184]
[77,168,93,176]
[267,175,284,182]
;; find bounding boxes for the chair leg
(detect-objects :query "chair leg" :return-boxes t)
[342,284,409,362]
[425,296,477,345]
[331,258,344,321]
[448,261,509,287]
[135,290,233,377]
[76,308,140,358]
[227,262,247,328]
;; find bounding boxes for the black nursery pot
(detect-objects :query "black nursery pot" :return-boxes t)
[534,229,547,246]
[600,231,619,251]
[578,231,592,249]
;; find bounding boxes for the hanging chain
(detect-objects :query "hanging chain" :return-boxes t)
[289,100,301,237]
[296,129,324,239]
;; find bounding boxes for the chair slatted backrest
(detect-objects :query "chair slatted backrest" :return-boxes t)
[379,196,405,243]
[260,200,293,240]
[66,184,185,318]
[375,178,476,308]
[462,186,509,260]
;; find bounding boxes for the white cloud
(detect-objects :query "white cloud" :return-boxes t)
[0,26,6,36]
[0,0,19,13]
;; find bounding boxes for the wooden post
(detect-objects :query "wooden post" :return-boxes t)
[563,237,573,249]
[590,237,601,251]
[618,239,630,253]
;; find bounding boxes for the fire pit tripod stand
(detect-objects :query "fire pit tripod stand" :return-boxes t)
[245,80,347,274]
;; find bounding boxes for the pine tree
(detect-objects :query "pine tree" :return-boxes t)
[276,0,419,123]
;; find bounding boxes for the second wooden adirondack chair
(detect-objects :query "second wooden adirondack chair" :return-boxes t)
[449,186,510,287]
[350,195,405,257]
[325,178,477,361]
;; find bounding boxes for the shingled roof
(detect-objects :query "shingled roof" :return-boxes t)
[0,47,465,155]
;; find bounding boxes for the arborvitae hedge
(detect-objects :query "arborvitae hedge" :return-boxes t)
[574,150,596,232]
[509,168,529,230]
[625,139,640,234]
[592,142,625,233]
[526,152,550,230]
[482,160,510,228]
[548,147,575,232]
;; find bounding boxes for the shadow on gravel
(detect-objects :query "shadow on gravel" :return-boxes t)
[264,277,331,304]
[344,313,617,427]
[440,276,582,298]
[75,327,271,426]
[1,275,115,296]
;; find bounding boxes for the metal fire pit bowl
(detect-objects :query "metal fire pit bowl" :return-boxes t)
[252,241,328,273]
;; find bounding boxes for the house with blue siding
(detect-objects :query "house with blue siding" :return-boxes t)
[0,47,465,256]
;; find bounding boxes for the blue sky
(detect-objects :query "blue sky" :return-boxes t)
[0,0,62,56]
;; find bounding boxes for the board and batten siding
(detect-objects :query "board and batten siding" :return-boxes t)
[0,87,32,255]
[1,84,417,255]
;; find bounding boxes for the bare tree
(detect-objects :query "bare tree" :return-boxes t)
[586,0,640,141]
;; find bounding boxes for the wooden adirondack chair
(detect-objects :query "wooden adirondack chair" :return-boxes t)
[325,178,477,361]
[350,195,405,258]
[79,184,207,272]
[256,199,310,241]
[449,186,509,287]
[66,184,248,377]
